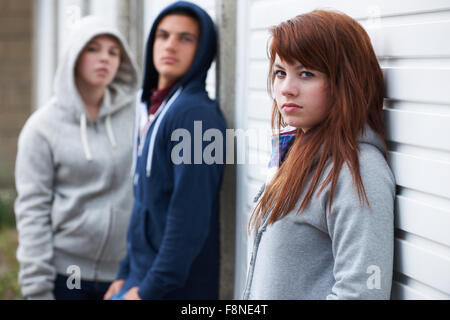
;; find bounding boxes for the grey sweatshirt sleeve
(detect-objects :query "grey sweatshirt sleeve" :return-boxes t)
[14,119,56,300]
[325,147,395,300]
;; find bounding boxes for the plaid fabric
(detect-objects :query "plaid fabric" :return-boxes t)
[268,127,297,169]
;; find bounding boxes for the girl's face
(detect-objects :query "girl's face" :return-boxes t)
[273,55,331,132]
[76,35,121,89]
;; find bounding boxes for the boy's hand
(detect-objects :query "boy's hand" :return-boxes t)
[124,287,141,300]
[103,279,124,300]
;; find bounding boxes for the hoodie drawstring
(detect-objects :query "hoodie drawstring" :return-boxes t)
[80,113,93,161]
[80,113,118,161]
[105,114,118,148]
[146,87,183,177]
[131,95,145,178]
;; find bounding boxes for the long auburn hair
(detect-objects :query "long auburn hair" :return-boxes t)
[249,10,386,231]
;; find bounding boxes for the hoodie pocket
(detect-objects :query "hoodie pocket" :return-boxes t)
[53,206,110,261]
[128,201,157,255]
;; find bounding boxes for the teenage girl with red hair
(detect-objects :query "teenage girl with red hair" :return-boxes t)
[243,10,395,300]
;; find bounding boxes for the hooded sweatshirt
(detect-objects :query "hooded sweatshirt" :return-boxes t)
[116,1,226,300]
[14,16,139,300]
[243,125,396,300]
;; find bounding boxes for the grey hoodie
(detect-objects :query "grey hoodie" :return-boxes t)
[243,125,396,300]
[14,16,139,300]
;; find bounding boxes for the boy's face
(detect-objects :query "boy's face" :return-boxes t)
[153,14,200,89]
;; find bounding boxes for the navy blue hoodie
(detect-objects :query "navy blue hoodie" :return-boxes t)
[116,1,226,300]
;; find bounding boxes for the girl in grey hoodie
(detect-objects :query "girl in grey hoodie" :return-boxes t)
[14,16,139,300]
[243,10,396,300]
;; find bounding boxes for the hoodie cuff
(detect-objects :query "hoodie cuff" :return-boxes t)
[137,275,166,300]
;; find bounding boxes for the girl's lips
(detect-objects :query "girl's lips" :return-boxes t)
[95,68,109,75]
[282,103,302,113]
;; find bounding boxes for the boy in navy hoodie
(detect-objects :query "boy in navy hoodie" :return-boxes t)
[104,1,226,300]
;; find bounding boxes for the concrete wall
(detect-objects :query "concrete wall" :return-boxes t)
[216,0,237,300]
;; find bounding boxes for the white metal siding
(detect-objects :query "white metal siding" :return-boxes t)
[33,0,57,110]
[34,0,119,109]
[57,0,87,61]
[235,0,450,299]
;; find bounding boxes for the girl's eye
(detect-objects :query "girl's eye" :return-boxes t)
[86,46,98,52]
[274,70,286,78]
[109,50,119,57]
[300,71,314,78]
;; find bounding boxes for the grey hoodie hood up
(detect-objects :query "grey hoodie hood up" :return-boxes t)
[15,16,139,300]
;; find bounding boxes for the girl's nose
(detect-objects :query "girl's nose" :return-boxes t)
[99,49,110,61]
[281,78,299,97]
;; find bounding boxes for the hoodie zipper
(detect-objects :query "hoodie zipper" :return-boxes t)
[243,214,269,299]
[243,183,268,299]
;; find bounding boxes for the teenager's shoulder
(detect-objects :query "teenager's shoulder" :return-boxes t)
[327,142,394,194]
[174,88,217,109]
[22,100,60,133]
[358,143,391,175]
[165,90,224,125]
[336,142,395,201]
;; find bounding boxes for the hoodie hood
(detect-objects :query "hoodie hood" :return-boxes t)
[358,124,387,157]
[140,1,217,104]
[53,16,139,120]
[52,16,139,161]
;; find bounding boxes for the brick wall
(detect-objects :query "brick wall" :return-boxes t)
[0,0,33,190]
